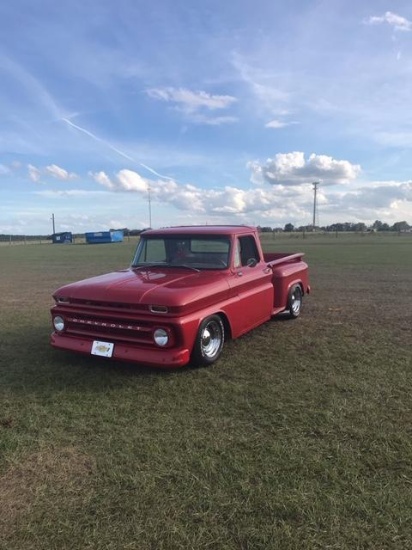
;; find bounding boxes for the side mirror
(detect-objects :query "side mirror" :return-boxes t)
[246,258,258,267]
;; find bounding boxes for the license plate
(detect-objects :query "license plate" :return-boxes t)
[91,340,114,358]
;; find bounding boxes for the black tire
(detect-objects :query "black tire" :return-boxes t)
[288,284,303,318]
[191,315,224,366]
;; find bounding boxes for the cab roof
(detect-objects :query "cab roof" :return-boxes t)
[142,225,257,237]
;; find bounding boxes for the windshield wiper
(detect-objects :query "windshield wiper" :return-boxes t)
[132,263,169,270]
[132,263,200,272]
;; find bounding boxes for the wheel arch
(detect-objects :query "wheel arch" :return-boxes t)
[217,311,232,341]
[286,279,305,297]
[190,312,228,367]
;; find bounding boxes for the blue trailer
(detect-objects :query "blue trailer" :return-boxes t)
[85,230,124,244]
[52,232,73,244]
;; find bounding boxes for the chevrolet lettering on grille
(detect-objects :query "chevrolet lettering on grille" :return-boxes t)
[69,317,141,331]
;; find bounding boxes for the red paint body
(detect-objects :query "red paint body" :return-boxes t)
[50,226,310,367]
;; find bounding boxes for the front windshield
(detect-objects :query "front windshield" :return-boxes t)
[132,236,230,270]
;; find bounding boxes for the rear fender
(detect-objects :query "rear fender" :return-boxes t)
[271,261,309,309]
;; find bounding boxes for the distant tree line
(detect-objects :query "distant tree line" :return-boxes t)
[1,221,411,242]
[110,228,150,236]
[258,220,411,233]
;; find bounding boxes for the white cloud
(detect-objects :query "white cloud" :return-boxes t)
[45,164,76,180]
[117,169,148,192]
[342,181,412,208]
[323,181,412,224]
[91,169,148,192]
[28,163,77,183]
[146,87,237,113]
[85,165,344,226]
[91,169,278,216]
[366,12,412,32]
[190,114,238,126]
[14,171,412,232]
[35,189,107,198]
[90,171,114,190]
[247,152,361,186]
[265,119,297,129]
[28,164,41,183]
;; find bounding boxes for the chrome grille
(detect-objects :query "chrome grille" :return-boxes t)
[64,314,153,345]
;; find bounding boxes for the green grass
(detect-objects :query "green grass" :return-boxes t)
[1,234,411,549]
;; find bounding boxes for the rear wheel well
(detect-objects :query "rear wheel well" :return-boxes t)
[288,281,304,297]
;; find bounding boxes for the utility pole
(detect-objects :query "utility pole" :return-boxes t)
[51,213,56,235]
[312,182,319,229]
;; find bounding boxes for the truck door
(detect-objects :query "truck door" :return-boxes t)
[228,236,273,333]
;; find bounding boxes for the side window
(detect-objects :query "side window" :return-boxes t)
[238,236,260,267]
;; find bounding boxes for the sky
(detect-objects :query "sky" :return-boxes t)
[1,0,412,235]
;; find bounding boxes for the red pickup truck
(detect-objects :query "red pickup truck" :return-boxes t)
[51,225,310,368]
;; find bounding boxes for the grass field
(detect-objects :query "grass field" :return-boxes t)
[0,233,411,549]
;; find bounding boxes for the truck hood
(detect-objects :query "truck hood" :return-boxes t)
[54,267,230,309]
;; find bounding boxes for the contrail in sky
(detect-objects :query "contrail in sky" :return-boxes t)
[62,118,135,162]
[62,118,175,181]
[139,162,174,181]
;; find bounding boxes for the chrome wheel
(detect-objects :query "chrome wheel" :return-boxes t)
[288,285,303,318]
[192,315,224,366]
[200,320,222,359]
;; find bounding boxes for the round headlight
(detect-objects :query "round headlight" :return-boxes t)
[53,315,65,332]
[153,328,169,347]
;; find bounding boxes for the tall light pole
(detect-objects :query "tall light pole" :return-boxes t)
[312,181,320,229]
[51,213,56,235]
